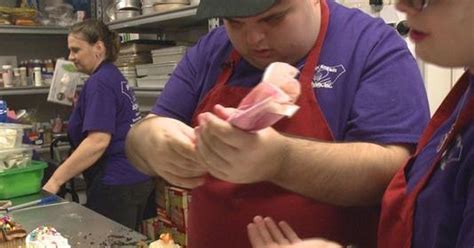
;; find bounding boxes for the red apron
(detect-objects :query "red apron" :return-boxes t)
[189,1,378,247]
[378,72,474,248]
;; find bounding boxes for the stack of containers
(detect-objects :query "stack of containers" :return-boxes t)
[116,41,175,86]
[115,0,141,20]
[139,177,190,247]
[141,0,160,15]
[118,66,138,87]
[142,0,195,16]
[136,46,188,88]
[0,123,47,200]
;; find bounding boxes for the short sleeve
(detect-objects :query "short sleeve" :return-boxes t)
[151,28,231,125]
[344,29,430,144]
[151,48,200,125]
[82,78,117,134]
[455,153,474,247]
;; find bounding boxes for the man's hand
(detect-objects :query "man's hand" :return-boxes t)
[126,115,207,189]
[247,216,342,248]
[194,105,288,184]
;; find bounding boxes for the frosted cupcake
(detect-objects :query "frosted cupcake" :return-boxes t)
[26,226,70,248]
[0,215,27,248]
[149,233,181,248]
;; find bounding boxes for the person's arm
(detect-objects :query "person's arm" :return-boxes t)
[125,31,220,189]
[273,137,410,206]
[195,108,411,206]
[43,131,111,194]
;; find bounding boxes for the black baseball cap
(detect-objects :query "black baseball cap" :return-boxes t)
[197,0,278,19]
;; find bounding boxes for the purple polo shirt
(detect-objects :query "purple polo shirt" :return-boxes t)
[68,62,150,185]
[409,74,474,248]
[152,0,430,146]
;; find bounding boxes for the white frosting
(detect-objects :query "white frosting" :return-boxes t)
[149,240,181,248]
[26,226,70,248]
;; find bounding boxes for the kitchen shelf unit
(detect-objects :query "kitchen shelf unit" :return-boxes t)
[0,86,50,96]
[0,25,68,35]
[103,4,207,112]
[107,5,206,33]
[0,86,162,97]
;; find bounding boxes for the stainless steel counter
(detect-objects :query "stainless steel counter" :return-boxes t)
[7,193,148,247]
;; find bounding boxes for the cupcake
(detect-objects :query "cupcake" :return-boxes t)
[0,215,27,248]
[26,226,70,248]
[149,233,181,248]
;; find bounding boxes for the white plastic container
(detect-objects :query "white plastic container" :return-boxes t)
[137,75,170,88]
[2,65,13,88]
[152,53,185,64]
[0,123,31,149]
[0,145,34,172]
[34,67,42,86]
[151,46,188,55]
[151,46,188,64]
[136,62,177,76]
[19,67,27,86]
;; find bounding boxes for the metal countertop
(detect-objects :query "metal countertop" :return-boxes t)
[7,193,148,247]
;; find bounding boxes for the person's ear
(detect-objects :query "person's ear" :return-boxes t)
[93,40,106,59]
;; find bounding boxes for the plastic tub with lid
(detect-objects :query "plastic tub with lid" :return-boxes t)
[0,123,31,149]
[0,145,34,172]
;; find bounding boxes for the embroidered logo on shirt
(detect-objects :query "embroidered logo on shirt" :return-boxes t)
[121,80,139,112]
[440,135,463,170]
[312,64,346,89]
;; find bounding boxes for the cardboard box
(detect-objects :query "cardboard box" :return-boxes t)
[155,177,170,213]
[168,186,190,232]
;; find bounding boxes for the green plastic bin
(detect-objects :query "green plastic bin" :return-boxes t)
[0,160,47,199]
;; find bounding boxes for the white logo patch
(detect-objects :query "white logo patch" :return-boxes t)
[312,64,346,89]
[440,135,463,170]
[121,80,139,112]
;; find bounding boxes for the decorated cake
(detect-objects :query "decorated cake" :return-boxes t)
[26,226,70,248]
[0,215,27,248]
[149,233,181,248]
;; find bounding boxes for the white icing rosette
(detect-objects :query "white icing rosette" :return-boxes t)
[26,226,70,248]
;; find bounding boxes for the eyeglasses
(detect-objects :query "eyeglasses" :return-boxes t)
[398,0,431,11]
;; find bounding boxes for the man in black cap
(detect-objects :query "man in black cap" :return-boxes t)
[126,0,429,247]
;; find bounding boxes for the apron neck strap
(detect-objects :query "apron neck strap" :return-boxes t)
[416,72,473,154]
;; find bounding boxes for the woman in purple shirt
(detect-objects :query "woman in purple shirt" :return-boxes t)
[43,20,153,231]
[248,0,474,247]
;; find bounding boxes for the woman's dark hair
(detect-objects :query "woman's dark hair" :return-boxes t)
[69,19,120,63]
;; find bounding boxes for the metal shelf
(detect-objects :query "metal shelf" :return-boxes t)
[107,5,206,33]
[0,86,50,96]
[35,143,70,153]
[133,87,162,97]
[0,25,68,35]
[0,86,160,97]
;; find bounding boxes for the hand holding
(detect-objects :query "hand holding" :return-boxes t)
[129,117,206,189]
[194,106,288,184]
